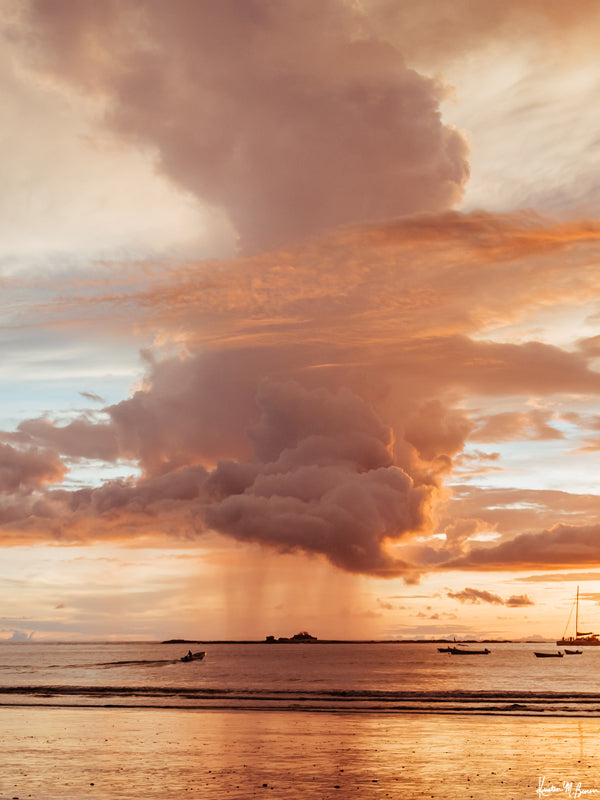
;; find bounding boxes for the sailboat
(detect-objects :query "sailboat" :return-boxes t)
[556,586,600,646]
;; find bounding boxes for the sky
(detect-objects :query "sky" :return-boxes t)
[2,0,600,642]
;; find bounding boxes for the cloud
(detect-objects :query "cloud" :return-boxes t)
[204,380,435,575]
[448,524,600,571]
[6,380,440,576]
[447,587,534,606]
[0,15,219,268]
[443,517,496,554]
[25,0,469,251]
[439,486,600,540]
[18,418,120,462]
[473,410,564,442]
[517,572,600,583]
[80,391,105,404]
[0,442,65,493]
[447,587,504,605]
[369,0,600,69]
[404,400,473,463]
[505,594,534,607]
[3,208,600,576]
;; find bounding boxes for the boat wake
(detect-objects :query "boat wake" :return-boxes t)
[96,659,180,668]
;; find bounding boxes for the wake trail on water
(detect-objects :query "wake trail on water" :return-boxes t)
[96,659,180,668]
[0,659,181,674]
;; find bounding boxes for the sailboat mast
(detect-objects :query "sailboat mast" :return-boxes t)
[576,585,579,635]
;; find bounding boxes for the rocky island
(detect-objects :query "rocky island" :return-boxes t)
[265,631,318,643]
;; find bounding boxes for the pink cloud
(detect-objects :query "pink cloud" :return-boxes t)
[448,523,600,571]
[26,0,469,251]
[2,381,440,575]
[505,594,534,607]
[370,0,600,68]
[447,587,504,605]
[18,418,119,462]
[447,586,534,606]
[3,209,600,577]
[473,410,564,442]
[0,443,65,493]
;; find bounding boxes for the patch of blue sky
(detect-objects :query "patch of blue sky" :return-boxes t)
[0,371,137,431]
[60,458,140,490]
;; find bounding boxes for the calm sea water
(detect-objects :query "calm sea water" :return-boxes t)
[1,640,600,715]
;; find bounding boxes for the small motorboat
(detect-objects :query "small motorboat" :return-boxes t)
[564,649,583,655]
[181,651,206,662]
[438,646,452,652]
[449,647,490,655]
[534,651,563,658]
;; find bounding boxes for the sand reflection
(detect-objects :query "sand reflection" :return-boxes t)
[1,708,600,799]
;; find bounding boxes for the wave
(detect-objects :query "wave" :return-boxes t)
[2,687,600,715]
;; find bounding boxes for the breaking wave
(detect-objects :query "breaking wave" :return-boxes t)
[2,686,600,715]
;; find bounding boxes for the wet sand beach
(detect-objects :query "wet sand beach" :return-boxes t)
[1,708,599,799]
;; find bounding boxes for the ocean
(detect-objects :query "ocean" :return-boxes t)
[2,640,600,714]
[2,641,600,799]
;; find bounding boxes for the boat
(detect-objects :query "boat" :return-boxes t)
[449,646,490,655]
[556,586,600,647]
[180,651,206,662]
[564,649,583,655]
[534,651,563,658]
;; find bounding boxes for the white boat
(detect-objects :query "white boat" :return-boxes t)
[556,586,600,647]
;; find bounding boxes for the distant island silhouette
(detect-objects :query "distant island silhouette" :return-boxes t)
[265,631,318,643]
[161,639,206,644]
[161,636,550,645]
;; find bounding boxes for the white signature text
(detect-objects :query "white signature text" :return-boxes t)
[538,776,600,799]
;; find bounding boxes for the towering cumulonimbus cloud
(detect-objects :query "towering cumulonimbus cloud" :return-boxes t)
[204,380,436,575]
[26,0,469,251]
[4,210,600,573]
[9,0,600,583]
[7,377,442,576]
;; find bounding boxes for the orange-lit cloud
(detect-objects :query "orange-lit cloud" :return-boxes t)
[369,0,600,68]
[505,594,534,607]
[448,524,600,571]
[2,207,600,578]
[473,410,564,442]
[446,587,534,606]
[447,587,504,605]
[441,487,600,540]
[0,442,65,493]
